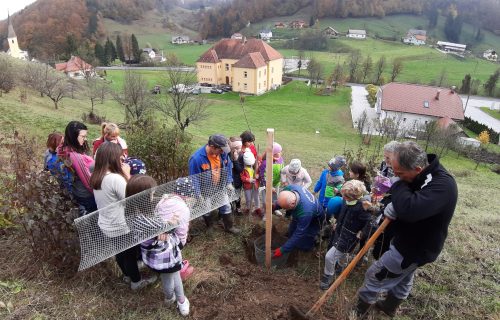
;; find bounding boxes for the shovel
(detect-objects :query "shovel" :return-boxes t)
[289,218,392,320]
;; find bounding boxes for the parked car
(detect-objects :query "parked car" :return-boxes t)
[151,85,161,94]
[219,85,232,92]
[210,88,224,94]
[168,84,187,93]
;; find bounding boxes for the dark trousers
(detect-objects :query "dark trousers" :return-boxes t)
[115,245,141,282]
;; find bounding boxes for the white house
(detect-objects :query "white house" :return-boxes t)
[483,49,498,62]
[402,29,426,45]
[347,29,366,39]
[172,36,190,44]
[142,48,156,60]
[231,33,243,40]
[55,56,95,79]
[259,29,272,41]
[375,82,464,132]
[436,41,466,53]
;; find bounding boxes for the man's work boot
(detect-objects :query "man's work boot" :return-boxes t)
[355,298,373,319]
[375,292,404,317]
[222,214,241,235]
[202,215,213,229]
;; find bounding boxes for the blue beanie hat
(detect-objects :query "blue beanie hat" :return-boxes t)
[326,196,343,219]
[124,157,146,175]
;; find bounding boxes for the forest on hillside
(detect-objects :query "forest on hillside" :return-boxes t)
[1,0,499,60]
[200,0,500,39]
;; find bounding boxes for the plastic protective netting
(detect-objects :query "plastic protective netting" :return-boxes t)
[75,168,238,271]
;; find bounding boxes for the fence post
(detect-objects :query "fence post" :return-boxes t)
[265,128,274,268]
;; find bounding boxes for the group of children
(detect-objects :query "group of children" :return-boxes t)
[226,132,400,291]
[44,121,399,316]
[44,122,192,317]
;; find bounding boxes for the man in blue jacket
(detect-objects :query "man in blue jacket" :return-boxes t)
[355,141,458,318]
[188,134,240,234]
[272,184,323,258]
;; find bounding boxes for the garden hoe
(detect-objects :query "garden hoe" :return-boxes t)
[289,218,392,320]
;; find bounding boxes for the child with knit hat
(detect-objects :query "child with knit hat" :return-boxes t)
[320,179,371,290]
[126,175,191,317]
[280,158,312,188]
[314,155,346,210]
[258,142,284,216]
[240,149,260,215]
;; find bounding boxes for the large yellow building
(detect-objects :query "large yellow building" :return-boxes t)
[196,38,283,95]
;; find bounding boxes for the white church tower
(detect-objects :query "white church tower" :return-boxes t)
[6,14,29,60]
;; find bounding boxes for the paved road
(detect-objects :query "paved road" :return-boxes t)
[349,85,379,133]
[96,66,195,72]
[460,95,500,131]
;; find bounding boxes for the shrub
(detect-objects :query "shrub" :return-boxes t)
[462,117,499,144]
[0,132,80,273]
[126,122,193,184]
[81,111,108,125]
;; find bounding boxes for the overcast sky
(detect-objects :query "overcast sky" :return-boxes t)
[0,0,37,21]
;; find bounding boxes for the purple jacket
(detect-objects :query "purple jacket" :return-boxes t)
[141,195,190,273]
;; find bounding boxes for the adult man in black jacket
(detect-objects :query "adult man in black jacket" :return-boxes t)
[356,141,458,318]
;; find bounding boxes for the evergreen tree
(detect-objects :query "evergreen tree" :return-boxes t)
[460,74,471,94]
[94,43,106,66]
[64,34,78,58]
[427,7,439,28]
[104,38,116,65]
[444,12,463,43]
[483,69,500,97]
[131,34,141,63]
[116,35,125,62]
[309,15,315,27]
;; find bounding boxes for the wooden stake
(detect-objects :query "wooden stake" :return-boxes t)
[265,128,274,268]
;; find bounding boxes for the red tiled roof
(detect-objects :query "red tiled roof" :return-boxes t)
[55,56,93,73]
[197,38,282,63]
[380,83,464,121]
[197,49,219,63]
[233,52,267,69]
[415,34,427,41]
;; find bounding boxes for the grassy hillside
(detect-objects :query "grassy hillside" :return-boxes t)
[0,77,499,319]
[244,13,500,54]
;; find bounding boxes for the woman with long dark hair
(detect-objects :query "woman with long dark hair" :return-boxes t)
[91,143,156,290]
[57,121,97,214]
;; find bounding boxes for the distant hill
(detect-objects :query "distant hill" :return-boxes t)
[0,0,210,60]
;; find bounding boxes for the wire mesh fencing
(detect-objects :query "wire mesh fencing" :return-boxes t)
[75,168,239,271]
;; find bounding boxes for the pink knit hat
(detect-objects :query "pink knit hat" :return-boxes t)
[273,142,282,154]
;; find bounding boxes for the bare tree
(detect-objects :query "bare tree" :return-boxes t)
[0,55,15,97]
[390,58,404,82]
[361,55,373,83]
[153,66,209,132]
[436,68,448,87]
[348,50,362,82]
[373,56,386,85]
[331,63,345,91]
[21,62,71,109]
[307,57,323,89]
[113,70,152,123]
[85,78,109,113]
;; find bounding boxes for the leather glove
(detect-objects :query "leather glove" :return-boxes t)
[272,247,283,258]
[384,203,397,220]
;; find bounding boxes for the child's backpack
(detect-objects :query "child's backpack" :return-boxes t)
[325,171,344,198]
[54,157,75,194]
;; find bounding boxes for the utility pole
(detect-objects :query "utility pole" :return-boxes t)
[464,60,479,114]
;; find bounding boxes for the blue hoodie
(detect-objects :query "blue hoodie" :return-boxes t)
[314,169,345,208]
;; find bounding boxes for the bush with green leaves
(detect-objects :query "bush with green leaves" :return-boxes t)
[0,132,80,273]
[126,122,193,184]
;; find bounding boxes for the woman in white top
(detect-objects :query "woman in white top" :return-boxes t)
[90,142,156,290]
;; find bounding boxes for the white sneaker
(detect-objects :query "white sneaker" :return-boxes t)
[177,297,190,316]
[130,274,158,291]
[137,260,146,270]
[165,295,176,307]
